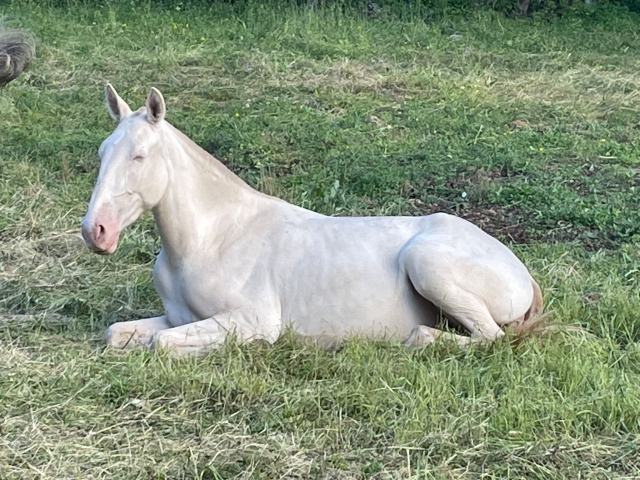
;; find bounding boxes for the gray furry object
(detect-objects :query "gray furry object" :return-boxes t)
[0,24,35,86]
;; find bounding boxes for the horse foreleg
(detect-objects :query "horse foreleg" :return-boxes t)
[151,311,281,357]
[104,316,171,349]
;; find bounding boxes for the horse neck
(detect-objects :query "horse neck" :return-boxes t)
[152,123,260,266]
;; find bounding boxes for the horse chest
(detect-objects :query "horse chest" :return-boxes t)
[152,252,226,326]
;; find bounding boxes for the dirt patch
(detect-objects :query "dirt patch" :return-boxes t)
[445,165,519,189]
[407,164,529,242]
[451,204,530,243]
[410,165,624,250]
[409,198,620,250]
[409,199,531,243]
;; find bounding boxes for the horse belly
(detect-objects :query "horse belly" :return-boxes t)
[282,262,428,341]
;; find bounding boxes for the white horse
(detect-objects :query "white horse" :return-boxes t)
[82,85,543,356]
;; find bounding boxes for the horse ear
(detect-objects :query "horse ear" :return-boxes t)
[145,87,165,124]
[105,83,131,122]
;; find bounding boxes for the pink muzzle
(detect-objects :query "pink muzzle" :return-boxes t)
[81,206,120,255]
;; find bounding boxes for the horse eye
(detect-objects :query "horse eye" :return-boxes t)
[132,155,145,161]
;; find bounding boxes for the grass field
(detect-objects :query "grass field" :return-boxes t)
[1,1,640,478]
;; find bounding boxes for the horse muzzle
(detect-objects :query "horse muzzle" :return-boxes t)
[81,214,120,255]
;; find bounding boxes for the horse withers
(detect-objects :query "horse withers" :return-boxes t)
[82,85,543,356]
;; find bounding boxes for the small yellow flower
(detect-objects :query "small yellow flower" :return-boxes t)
[539,147,544,151]
[234,112,239,117]
[600,138,606,142]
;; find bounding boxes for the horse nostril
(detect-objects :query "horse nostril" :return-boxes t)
[96,223,106,240]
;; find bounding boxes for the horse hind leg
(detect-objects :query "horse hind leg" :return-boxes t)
[403,286,493,348]
[404,290,505,347]
[401,249,506,345]
[422,289,504,342]
[404,325,481,348]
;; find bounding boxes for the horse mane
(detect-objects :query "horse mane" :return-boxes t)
[0,22,35,87]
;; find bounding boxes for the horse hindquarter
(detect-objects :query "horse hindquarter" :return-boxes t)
[400,213,535,341]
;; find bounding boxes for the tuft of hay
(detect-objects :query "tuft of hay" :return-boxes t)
[0,22,35,87]
[506,280,595,341]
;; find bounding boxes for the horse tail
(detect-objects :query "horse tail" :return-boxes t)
[508,277,549,336]
[507,277,598,341]
[0,24,35,87]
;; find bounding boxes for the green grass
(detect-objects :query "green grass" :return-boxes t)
[1,1,640,478]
